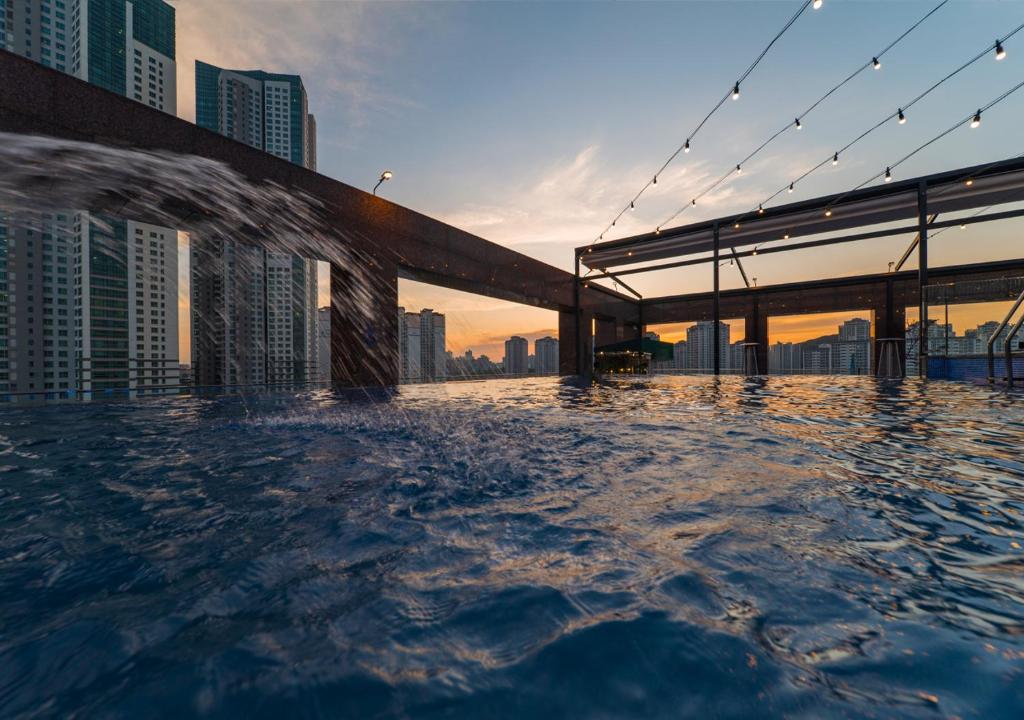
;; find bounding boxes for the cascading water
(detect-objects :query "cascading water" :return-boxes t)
[0,131,398,389]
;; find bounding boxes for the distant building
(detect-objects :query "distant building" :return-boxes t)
[504,336,529,375]
[419,309,446,381]
[535,336,559,374]
[643,331,660,341]
[769,342,797,374]
[686,321,730,372]
[397,307,445,382]
[673,340,688,370]
[317,306,330,383]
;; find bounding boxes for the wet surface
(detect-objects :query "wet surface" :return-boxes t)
[2,375,1023,718]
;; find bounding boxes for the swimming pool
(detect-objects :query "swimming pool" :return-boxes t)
[2,376,1023,718]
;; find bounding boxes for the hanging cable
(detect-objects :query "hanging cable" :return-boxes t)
[588,0,816,246]
[652,0,952,230]
[726,22,1024,225]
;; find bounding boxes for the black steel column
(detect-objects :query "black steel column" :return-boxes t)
[917,182,929,378]
[713,221,721,375]
[574,251,582,375]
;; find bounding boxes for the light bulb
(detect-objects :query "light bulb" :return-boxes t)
[832,152,839,166]
[752,247,758,255]
[758,204,765,214]
[996,40,1006,61]
[783,233,790,240]
[825,208,832,217]
[884,167,892,182]
[813,0,823,9]
[898,108,906,125]
[736,164,742,174]
[788,183,794,193]
[734,221,740,230]
[872,57,881,70]
[655,226,661,235]
[960,223,967,230]
[965,178,973,187]
[684,139,690,153]
[971,109,982,128]
[795,117,802,130]
[691,198,696,206]
[653,175,658,185]
[630,201,635,211]
[732,82,740,100]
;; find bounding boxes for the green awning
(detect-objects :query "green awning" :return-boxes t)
[595,338,673,362]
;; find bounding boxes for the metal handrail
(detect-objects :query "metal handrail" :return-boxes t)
[988,287,1024,382]
[1005,312,1024,387]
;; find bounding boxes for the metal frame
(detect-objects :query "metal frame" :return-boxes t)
[576,155,1024,375]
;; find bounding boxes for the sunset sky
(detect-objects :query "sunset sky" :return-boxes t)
[170,0,1024,362]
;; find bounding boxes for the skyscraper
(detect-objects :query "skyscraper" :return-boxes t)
[2,0,177,115]
[418,309,446,381]
[686,321,730,373]
[396,307,446,383]
[195,60,315,167]
[534,336,559,374]
[504,336,528,375]
[1,0,178,399]
[317,306,330,383]
[191,60,319,388]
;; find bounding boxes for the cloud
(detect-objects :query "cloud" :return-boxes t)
[168,0,425,126]
[438,143,771,255]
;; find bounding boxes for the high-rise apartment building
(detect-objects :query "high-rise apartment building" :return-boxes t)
[686,321,730,373]
[317,306,330,383]
[191,60,319,388]
[2,0,177,115]
[396,307,446,383]
[504,336,528,375]
[1,1,178,400]
[534,336,558,374]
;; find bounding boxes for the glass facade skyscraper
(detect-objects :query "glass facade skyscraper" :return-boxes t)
[0,0,178,400]
[190,60,320,389]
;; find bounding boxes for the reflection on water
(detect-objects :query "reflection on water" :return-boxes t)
[1,375,1023,718]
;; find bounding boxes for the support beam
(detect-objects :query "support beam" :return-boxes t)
[574,252,582,375]
[731,247,751,288]
[744,296,768,375]
[917,182,929,378]
[331,260,398,387]
[894,213,938,272]
[713,222,721,375]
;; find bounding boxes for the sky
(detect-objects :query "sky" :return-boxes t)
[168,0,1024,361]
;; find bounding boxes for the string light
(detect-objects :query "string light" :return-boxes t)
[832,152,839,166]
[736,164,742,174]
[872,56,881,70]
[898,108,906,124]
[813,0,823,9]
[885,167,892,182]
[783,233,790,239]
[587,0,820,248]
[788,182,794,193]
[795,117,802,130]
[965,178,974,186]
[630,201,635,210]
[971,109,982,128]
[824,208,832,217]
[647,0,950,241]
[996,39,1006,60]
[691,198,696,206]
[960,223,967,230]
[734,221,741,229]
[758,204,765,214]
[752,246,759,255]
[655,227,661,235]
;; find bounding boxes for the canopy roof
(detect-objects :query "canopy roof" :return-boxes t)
[579,156,1024,272]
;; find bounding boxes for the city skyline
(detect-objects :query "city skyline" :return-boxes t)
[161,0,1024,351]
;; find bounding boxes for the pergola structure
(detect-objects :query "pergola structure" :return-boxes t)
[576,155,1024,377]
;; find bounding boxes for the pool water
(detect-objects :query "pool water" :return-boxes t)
[2,376,1023,718]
